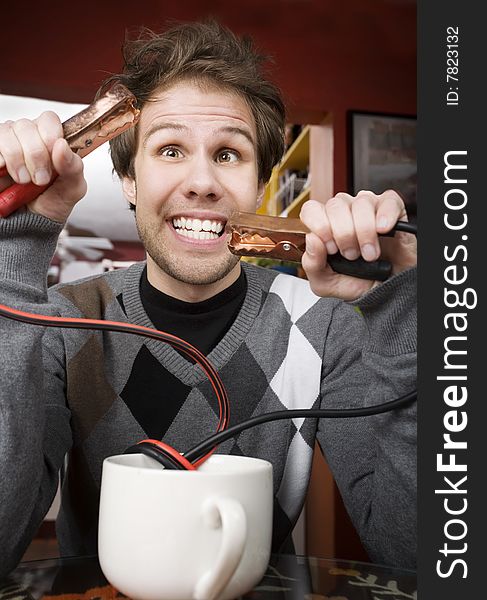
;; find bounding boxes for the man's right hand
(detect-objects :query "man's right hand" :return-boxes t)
[0,112,87,223]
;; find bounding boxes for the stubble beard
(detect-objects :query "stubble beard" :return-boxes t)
[136,218,240,286]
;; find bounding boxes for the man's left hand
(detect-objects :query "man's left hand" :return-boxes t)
[299,190,417,300]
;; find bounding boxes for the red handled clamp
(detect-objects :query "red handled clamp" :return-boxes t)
[0,84,140,218]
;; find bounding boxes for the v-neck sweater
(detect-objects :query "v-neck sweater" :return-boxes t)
[0,210,417,576]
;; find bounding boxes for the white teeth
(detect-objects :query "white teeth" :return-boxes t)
[172,216,224,240]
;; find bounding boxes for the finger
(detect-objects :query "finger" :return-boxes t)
[0,170,14,193]
[0,121,31,184]
[375,189,407,233]
[35,111,64,154]
[12,118,53,185]
[302,232,329,280]
[27,138,86,220]
[324,193,360,260]
[50,138,86,203]
[51,138,82,178]
[0,120,13,170]
[300,200,338,255]
[351,191,380,261]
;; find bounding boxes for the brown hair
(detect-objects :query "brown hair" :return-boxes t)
[102,20,286,185]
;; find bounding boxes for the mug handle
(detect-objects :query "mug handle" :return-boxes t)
[194,497,247,600]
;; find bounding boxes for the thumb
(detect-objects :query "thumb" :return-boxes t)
[28,139,87,222]
[51,138,84,182]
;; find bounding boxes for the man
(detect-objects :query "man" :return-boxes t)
[0,21,416,575]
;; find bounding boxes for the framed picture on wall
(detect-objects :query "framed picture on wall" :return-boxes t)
[349,112,417,220]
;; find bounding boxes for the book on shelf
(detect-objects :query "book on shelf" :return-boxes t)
[276,169,310,212]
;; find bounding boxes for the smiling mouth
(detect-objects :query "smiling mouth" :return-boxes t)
[171,216,226,240]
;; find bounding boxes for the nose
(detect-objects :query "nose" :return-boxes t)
[183,154,223,201]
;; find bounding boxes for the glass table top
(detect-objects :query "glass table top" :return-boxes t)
[0,553,417,599]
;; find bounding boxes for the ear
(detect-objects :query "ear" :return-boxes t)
[122,177,137,205]
[256,183,266,210]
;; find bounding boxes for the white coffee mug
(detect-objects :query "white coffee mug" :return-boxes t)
[98,453,273,600]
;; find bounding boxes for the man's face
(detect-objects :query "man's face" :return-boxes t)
[123,81,264,296]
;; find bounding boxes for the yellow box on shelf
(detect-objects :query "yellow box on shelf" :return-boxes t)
[278,125,310,173]
[259,125,311,216]
[280,187,311,218]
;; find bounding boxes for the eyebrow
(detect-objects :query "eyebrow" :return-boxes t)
[219,126,255,147]
[142,122,188,147]
[142,123,255,147]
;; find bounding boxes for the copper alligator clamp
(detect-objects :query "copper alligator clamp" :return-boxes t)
[227,211,393,281]
[0,83,140,217]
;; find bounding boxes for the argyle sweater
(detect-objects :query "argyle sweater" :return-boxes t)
[0,211,417,576]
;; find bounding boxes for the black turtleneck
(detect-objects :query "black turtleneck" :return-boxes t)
[140,267,247,357]
[116,267,247,441]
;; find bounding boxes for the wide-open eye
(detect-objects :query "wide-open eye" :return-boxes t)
[217,149,240,164]
[159,146,183,159]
